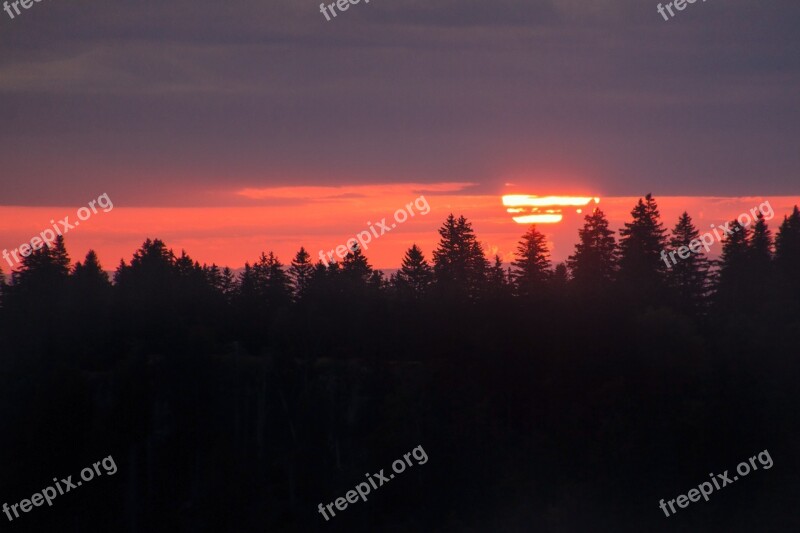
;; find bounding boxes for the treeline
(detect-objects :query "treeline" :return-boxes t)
[1,195,799,355]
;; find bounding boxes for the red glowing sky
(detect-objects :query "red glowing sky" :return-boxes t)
[1,183,798,271]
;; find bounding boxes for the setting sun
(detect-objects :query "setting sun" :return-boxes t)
[502,195,601,224]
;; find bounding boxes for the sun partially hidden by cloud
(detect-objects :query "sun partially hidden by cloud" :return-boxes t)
[502,195,600,224]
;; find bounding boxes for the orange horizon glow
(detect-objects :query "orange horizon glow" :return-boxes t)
[2,191,799,270]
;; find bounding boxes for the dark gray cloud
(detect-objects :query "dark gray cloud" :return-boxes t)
[0,0,798,206]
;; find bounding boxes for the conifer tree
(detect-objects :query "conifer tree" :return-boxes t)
[719,220,750,271]
[72,250,110,286]
[342,245,372,285]
[305,261,331,298]
[171,251,210,308]
[235,262,259,317]
[485,254,513,299]
[252,252,271,292]
[288,247,314,299]
[748,212,773,276]
[204,263,224,293]
[432,214,488,298]
[716,220,750,306]
[254,251,292,307]
[489,254,508,289]
[551,263,569,292]
[238,263,256,297]
[367,270,386,291]
[10,235,71,297]
[773,205,800,305]
[394,244,433,299]
[69,250,112,331]
[567,208,617,289]
[49,235,71,276]
[115,239,175,289]
[617,194,668,290]
[220,267,237,301]
[666,212,709,312]
[467,240,491,298]
[113,240,182,338]
[775,206,800,276]
[175,250,197,278]
[511,225,551,298]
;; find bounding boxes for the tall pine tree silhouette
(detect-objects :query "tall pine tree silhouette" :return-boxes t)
[72,250,110,289]
[114,238,175,292]
[68,250,112,357]
[288,247,314,300]
[11,235,70,293]
[342,245,373,285]
[254,251,292,308]
[666,212,709,314]
[775,205,800,306]
[394,244,432,299]
[617,194,668,300]
[7,235,72,340]
[511,225,551,298]
[775,206,800,275]
[487,254,512,299]
[567,208,616,291]
[748,212,774,306]
[432,214,488,299]
[551,263,569,292]
[220,267,237,301]
[749,212,773,269]
[716,219,750,308]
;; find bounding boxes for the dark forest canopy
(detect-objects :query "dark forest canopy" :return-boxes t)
[1,194,799,367]
[1,196,799,532]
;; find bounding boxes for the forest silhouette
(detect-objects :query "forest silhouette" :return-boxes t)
[1,195,799,532]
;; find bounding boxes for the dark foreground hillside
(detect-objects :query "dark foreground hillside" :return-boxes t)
[1,200,799,532]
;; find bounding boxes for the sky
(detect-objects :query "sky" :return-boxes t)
[1,0,799,269]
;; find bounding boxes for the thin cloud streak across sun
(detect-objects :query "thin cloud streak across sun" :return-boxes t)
[502,195,601,224]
